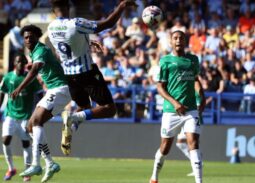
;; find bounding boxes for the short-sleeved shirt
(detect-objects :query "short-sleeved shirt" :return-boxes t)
[0,71,42,120]
[157,53,199,113]
[29,42,67,89]
[48,17,98,75]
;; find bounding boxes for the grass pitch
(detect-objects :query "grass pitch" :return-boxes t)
[0,157,254,183]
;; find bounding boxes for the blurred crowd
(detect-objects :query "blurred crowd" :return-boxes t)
[1,0,255,116]
[0,0,56,39]
[88,0,255,114]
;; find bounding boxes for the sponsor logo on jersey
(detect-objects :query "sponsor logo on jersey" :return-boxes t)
[49,26,67,31]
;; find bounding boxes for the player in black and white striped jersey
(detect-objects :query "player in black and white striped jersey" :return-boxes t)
[48,0,138,155]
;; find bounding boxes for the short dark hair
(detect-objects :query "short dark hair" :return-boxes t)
[51,0,69,9]
[14,52,28,64]
[20,24,43,38]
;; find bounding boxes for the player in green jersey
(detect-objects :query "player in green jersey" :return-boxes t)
[149,30,205,183]
[10,25,72,183]
[0,53,42,182]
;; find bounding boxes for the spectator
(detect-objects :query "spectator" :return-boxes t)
[108,76,126,117]
[89,0,105,20]
[222,8,238,29]
[143,26,157,49]
[146,48,160,87]
[207,0,223,16]
[111,19,126,40]
[216,57,231,77]
[171,17,186,34]
[226,49,237,68]
[189,12,206,34]
[230,60,248,91]
[11,0,32,21]
[9,19,23,70]
[223,25,239,49]
[101,59,118,84]
[239,29,255,52]
[9,19,23,51]
[243,52,255,72]
[239,75,255,113]
[203,67,225,108]
[204,28,221,64]
[233,40,246,60]
[125,17,144,43]
[156,21,171,55]
[127,56,145,85]
[120,7,135,28]
[189,27,206,62]
[207,11,222,29]
[238,8,255,34]
[117,56,136,87]
[240,0,255,15]
[217,38,228,58]
[102,30,118,50]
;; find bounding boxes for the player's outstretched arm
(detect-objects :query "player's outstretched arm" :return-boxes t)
[10,62,43,100]
[96,0,137,33]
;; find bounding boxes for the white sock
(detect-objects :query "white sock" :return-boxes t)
[23,146,32,169]
[151,149,165,181]
[3,144,14,170]
[190,149,203,183]
[176,142,190,159]
[72,111,86,122]
[32,126,44,166]
[40,128,54,167]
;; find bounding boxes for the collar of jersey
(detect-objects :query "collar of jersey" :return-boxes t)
[170,52,187,58]
[30,42,42,56]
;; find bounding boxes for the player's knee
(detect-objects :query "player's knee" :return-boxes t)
[22,140,30,148]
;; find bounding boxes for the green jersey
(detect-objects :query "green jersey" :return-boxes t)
[0,71,42,120]
[29,42,67,89]
[157,53,199,113]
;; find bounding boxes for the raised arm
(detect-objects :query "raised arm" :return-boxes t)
[10,62,44,100]
[96,0,137,33]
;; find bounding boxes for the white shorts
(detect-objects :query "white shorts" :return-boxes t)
[37,85,71,116]
[2,116,30,141]
[161,110,201,138]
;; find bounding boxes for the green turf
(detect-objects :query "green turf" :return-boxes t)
[0,156,254,183]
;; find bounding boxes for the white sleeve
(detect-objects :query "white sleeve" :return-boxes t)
[75,18,98,34]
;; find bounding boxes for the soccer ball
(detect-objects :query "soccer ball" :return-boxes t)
[142,6,163,29]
